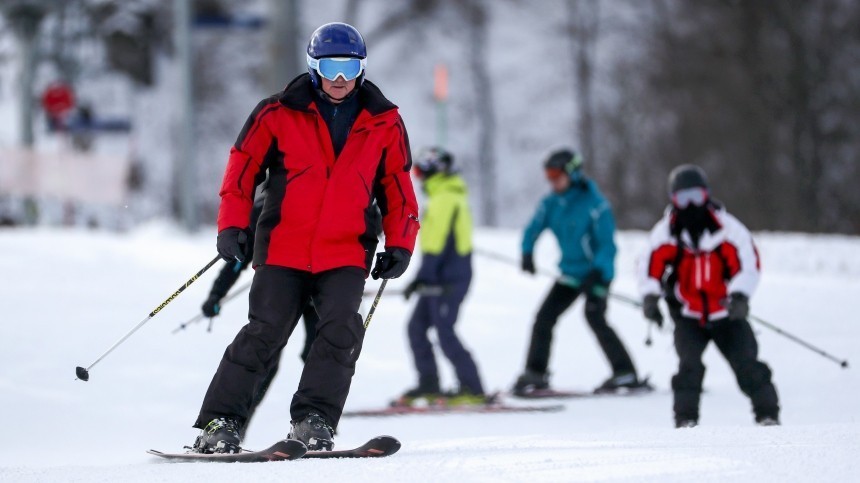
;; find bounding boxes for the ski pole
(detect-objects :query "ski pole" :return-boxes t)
[749,314,849,369]
[363,279,388,329]
[472,248,642,308]
[171,280,254,334]
[75,255,222,382]
[645,321,653,347]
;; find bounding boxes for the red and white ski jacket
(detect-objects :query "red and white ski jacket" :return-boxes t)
[638,205,760,323]
[218,74,419,274]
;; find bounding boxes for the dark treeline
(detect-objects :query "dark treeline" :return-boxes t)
[591,0,860,233]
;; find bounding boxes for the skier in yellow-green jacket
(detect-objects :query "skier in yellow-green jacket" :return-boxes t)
[399,147,485,402]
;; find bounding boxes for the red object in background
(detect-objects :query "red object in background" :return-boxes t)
[433,64,448,102]
[41,82,76,117]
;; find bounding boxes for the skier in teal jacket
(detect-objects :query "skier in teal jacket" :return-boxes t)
[513,149,645,395]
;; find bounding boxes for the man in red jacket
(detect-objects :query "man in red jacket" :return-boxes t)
[191,23,419,454]
[639,165,779,428]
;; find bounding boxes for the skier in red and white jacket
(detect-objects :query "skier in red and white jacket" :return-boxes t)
[639,165,779,428]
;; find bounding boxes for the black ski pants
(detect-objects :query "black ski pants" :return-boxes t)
[194,265,366,430]
[524,282,636,377]
[671,311,780,422]
[240,302,319,438]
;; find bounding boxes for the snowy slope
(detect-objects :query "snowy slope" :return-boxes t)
[0,225,858,482]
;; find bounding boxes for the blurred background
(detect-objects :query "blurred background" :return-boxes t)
[0,0,858,234]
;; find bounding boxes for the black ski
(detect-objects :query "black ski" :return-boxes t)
[512,379,655,400]
[147,439,307,463]
[302,435,401,459]
[342,403,563,417]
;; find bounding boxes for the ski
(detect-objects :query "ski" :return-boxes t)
[342,403,564,417]
[303,435,401,459]
[511,380,655,400]
[147,439,307,463]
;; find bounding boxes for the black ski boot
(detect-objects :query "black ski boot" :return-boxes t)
[512,369,549,396]
[594,372,650,394]
[192,418,242,454]
[675,418,698,429]
[755,415,780,426]
[289,413,334,451]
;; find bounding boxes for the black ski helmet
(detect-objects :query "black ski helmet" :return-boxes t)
[668,164,708,194]
[544,149,583,174]
[413,147,454,178]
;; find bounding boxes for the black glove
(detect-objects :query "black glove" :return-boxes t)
[521,254,536,275]
[404,280,446,300]
[642,294,664,328]
[580,269,607,297]
[371,247,411,280]
[201,293,222,318]
[725,292,749,321]
[403,279,420,300]
[216,227,250,262]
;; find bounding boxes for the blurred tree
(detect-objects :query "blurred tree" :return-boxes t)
[363,0,500,226]
[567,0,600,169]
[597,0,860,233]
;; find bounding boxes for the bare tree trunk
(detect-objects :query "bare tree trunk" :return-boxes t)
[568,0,600,167]
[344,0,360,25]
[463,0,498,226]
[268,0,301,91]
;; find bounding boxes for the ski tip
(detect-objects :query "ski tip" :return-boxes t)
[358,435,400,456]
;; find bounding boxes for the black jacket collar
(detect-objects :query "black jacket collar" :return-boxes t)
[278,73,397,116]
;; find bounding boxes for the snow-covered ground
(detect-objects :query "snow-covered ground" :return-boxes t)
[0,225,858,482]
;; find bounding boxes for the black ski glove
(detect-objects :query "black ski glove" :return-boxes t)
[404,279,420,300]
[521,253,536,275]
[404,280,446,300]
[725,292,749,321]
[371,247,411,280]
[217,227,250,262]
[201,293,222,318]
[580,269,608,298]
[642,294,664,328]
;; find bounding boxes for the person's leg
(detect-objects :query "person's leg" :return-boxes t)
[711,319,780,423]
[524,282,579,375]
[299,300,319,363]
[433,280,483,395]
[407,296,441,393]
[290,267,366,429]
[194,266,308,428]
[584,294,636,376]
[672,317,710,425]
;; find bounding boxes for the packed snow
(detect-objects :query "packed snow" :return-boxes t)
[0,225,858,482]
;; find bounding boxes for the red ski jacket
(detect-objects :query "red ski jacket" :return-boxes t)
[217,74,419,274]
[639,205,760,324]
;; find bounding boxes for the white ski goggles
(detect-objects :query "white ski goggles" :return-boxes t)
[672,187,708,208]
[307,55,366,81]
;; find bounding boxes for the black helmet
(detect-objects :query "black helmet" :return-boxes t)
[668,164,708,194]
[544,149,583,174]
[413,147,453,178]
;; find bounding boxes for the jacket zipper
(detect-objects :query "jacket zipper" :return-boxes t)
[403,213,418,237]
